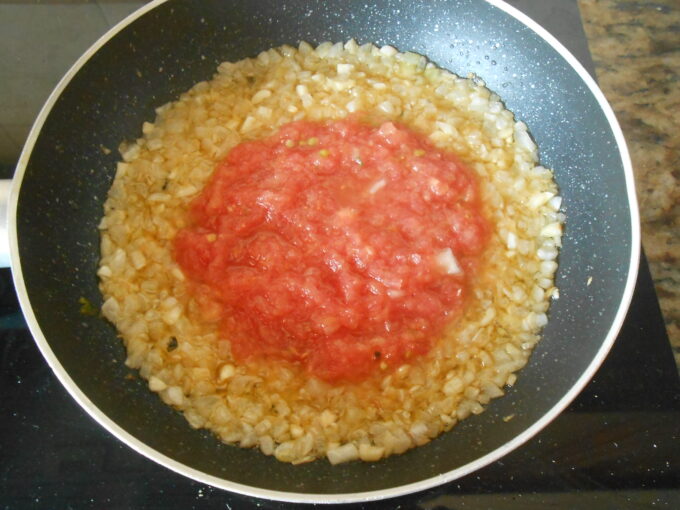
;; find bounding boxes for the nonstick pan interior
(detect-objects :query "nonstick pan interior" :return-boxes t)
[11,0,637,501]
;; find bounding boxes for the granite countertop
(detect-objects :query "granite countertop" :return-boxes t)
[579,0,680,369]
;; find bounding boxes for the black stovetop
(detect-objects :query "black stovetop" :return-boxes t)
[1,254,678,509]
[2,1,679,508]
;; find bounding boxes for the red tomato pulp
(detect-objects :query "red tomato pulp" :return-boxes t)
[174,117,489,383]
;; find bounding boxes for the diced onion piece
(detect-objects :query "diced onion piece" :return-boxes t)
[409,422,429,445]
[537,246,558,261]
[259,435,275,456]
[378,100,396,115]
[320,409,337,427]
[295,84,313,107]
[336,63,354,75]
[290,424,304,439]
[161,306,182,325]
[165,386,184,406]
[256,106,272,118]
[148,192,169,202]
[514,122,537,153]
[540,260,558,275]
[541,222,562,238]
[176,185,198,198]
[549,195,563,211]
[327,42,343,57]
[121,143,140,162]
[327,443,359,465]
[479,307,496,326]
[240,115,257,132]
[358,444,384,462]
[251,89,272,104]
[101,296,120,321]
[130,250,147,269]
[171,266,185,281]
[379,45,398,57]
[344,39,359,53]
[296,84,309,97]
[435,120,455,135]
[315,41,332,56]
[218,364,236,382]
[535,313,548,328]
[528,191,555,210]
[148,376,167,392]
[443,377,464,396]
[274,441,296,463]
[147,138,163,151]
[298,41,313,54]
[368,178,386,194]
[97,265,112,278]
[436,248,462,275]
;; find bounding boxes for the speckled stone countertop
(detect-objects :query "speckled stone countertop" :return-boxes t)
[578,0,680,368]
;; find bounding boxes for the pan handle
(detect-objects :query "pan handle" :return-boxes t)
[0,179,11,268]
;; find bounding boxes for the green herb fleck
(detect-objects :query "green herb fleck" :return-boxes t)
[78,297,98,316]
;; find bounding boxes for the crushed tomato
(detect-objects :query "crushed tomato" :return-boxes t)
[174,117,490,383]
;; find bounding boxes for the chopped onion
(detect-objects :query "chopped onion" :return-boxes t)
[148,376,167,392]
[540,222,562,238]
[379,45,398,57]
[436,248,462,275]
[251,89,272,104]
[336,63,354,75]
[549,195,563,211]
[528,191,554,210]
[378,100,395,115]
[368,178,386,194]
[327,443,359,465]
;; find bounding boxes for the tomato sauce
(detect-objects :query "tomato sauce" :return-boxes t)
[174,117,489,383]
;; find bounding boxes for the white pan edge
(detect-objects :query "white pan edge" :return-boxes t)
[8,0,641,504]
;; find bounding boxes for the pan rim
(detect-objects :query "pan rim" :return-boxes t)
[8,0,640,503]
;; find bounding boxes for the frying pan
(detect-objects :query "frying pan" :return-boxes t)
[5,0,639,503]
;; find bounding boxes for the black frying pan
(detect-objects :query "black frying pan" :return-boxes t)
[8,0,639,503]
